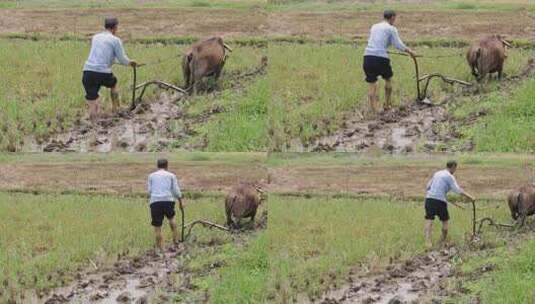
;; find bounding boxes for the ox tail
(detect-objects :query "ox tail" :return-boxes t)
[474,47,482,78]
[513,192,522,220]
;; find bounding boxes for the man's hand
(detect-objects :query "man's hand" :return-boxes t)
[462,192,476,203]
[129,60,138,67]
[406,48,418,58]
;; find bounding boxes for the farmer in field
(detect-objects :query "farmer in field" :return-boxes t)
[424,161,475,248]
[82,17,137,123]
[363,10,417,113]
[148,159,184,252]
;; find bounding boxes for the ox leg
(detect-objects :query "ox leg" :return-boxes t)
[226,207,233,227]
[248,210,258,229]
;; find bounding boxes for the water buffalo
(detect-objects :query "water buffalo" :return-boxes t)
[225,182,265,229]
[507,184,535,226]
[182,37,232,94]
[467,35,511,81]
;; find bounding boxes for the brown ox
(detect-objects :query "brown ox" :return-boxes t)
[507,183,535,226]
[225,182,265,229]
[182,37,232,94]
[466,35,511,81]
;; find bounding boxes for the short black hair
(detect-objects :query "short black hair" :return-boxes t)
[157,159,168,169]
[104,17,119,30]
[383,9,396,20]
[446,160,458,169]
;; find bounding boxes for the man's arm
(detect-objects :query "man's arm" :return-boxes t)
[114,39,136,67]
[450,175,475,202]
[147,175,152,199]
[171,175,182,200]
[391,27,417,57]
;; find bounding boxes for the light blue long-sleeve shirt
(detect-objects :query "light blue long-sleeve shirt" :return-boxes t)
[364,21,408,59]
[425,169,463,202]
[147,169,182,204]
[83,31,130,73]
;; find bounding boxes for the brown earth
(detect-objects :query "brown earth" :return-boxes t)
[0,8,269,39]
[306,223,535,304]
[0,8,534,40]
[268,164,532,200]
[0,161,267,195]
[269,10,535,41]
[307,246,458,304]
[0,160,529,200]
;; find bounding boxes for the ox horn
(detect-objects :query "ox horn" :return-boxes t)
[223,43,233,52]
[255,186,264,193]
[501,39,512,48]
[499,36,512,48]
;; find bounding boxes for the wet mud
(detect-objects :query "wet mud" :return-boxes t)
[306,102,448,153]
[309,247,458,304]
[291,58,535,153]
[25,210,267,304]
[22,58,267,153]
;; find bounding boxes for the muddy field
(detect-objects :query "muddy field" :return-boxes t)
[25,212,267,304]
[21,58,267,153]
[268,164,531,200]
[1,8,534,41]
[0,159,266,195]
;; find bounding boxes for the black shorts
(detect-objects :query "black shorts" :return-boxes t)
[425,198,450,221]
[82,71,118,100]
[363,55,393,83]
[150,201,176,227]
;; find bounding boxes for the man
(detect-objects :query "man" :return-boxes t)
[424,161,475,248]
[82,17,137,123]
[363,10,417,113]
[148,159,184,252]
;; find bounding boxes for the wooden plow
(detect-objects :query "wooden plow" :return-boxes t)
[390,52,472,102]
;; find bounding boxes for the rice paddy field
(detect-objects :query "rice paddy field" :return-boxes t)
[0,38,268,152]
[1,0,535,303]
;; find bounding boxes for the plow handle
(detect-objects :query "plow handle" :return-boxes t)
[131,65,137,110]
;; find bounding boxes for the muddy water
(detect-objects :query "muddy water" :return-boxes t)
[290,101,447,153]
[20,58,268,153]
[21,92,188,153]
[306,247,458,304]
[23,211,268,304]
[25,247,181,304]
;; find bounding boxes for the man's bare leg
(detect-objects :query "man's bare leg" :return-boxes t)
[424,219,433,249]
[367,82,378,114]
[88,98,100,125]
[169,216,180,244]
[439,220,449,245]
[154,226,164,251]
[110,86,120,114]
[384,78,393,110]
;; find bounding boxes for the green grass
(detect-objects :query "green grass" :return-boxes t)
[456,79,535,152]
[450,236,535,304]
[266,195,509,301]
[267,152,535,169]
[0,191,248,301]
[0,38,266,151]
[0,192,267,303]
[200,78,269,151]
[0,151,267,166]
[268,43,535,150]
[208,234,270,304]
